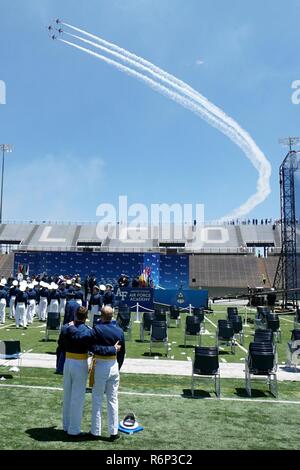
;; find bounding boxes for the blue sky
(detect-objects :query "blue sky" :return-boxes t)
[1,0,300,222]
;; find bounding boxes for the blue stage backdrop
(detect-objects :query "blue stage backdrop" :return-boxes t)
[114,287,154,310]
[154,288,208,309]
[14,252,189,289]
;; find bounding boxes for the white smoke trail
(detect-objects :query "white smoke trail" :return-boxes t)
[63,30,267,177]
[62,23,271,164]
[58,32,271,219]
[62,23,260,142]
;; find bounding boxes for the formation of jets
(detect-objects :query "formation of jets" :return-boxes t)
[47,19,62,40]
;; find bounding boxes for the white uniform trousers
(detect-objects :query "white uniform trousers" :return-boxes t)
[27,299,36,323]
[9,296,16,319]
[89,305,99,325]
[15,302,27,328]
[38,297,48,320]
[62,357,88,435]
[0,298,6,323]
[48,299,59,313]
[91,359,119,436]
[59,298,67,315]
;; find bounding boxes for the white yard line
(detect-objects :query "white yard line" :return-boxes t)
[0,323,15,330]
[280,317,294,324]
[0,383,300,405]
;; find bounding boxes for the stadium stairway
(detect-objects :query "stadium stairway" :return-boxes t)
[0,252,14,278]
[257,257,271,287]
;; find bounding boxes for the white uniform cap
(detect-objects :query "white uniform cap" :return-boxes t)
[19,284,27,292]
[50,282,58,290]
[12,280,19,286]
[1,278,7,285]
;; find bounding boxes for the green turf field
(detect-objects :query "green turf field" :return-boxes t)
[0,305,299,450]
[0,368,300,450]
[0,305,296,363]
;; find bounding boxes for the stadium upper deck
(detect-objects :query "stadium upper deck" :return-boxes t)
[0,220,281,253]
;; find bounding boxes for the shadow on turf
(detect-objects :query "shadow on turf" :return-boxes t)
[142,352,164,357]
[0,374,13,379]
[26,427,114,442]
[235,387,271,398]
[182,388,212,399]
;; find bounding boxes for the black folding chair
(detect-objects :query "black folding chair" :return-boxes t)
[140,311,155,342]
[191,346,220,398]
[294,309,300,329]
[266,314,281,343]
[245,342,277,397]
[255,307,271,329]
[193,307,205,330]
[216,320,235,354]
[169,306,181,327]
[149,320,169,356]
[0,340,22,378]
[254,329,273,344]
[154,308,168,323]
[45,312,61,341]
[227,307,238,320]
[117,306,132,340]
[286,329,300,368]
[231,315,244,345]
[184,315,201,347]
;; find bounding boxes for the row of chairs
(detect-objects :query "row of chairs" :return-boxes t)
[191,344,278,398]
[255,307,282,342]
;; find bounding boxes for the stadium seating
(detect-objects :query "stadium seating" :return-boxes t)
[191,346,220,398]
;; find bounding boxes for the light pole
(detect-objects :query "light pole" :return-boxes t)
[0,144,13,224]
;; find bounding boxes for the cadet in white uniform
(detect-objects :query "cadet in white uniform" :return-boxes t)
[15,282,28,329]
[38,281,49,321]
[0,281,8,324]
[90,306,125,440]
[9,280,18,319]
[59,307,117,436]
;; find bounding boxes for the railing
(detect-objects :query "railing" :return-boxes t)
[0,219,282,227]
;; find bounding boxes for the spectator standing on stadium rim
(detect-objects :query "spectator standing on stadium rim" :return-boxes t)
[90,306,125,440]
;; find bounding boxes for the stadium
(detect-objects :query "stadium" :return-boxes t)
[1,2,300,456]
